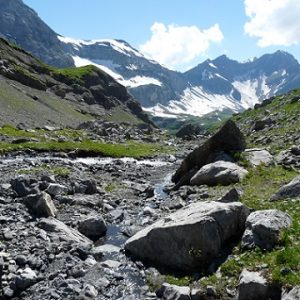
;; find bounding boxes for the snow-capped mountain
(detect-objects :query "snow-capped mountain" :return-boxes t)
[145,52,300,117]
[1,0,300,119]
[59,34,300,118]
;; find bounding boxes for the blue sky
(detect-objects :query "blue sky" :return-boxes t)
[23,0,300,71]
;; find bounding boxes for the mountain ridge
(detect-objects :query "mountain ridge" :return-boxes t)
[1,0,300,120]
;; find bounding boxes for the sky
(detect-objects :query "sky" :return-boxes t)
[23,0,300,71]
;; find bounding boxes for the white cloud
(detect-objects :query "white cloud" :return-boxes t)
[244,0,300,47]
[140,23,223,70]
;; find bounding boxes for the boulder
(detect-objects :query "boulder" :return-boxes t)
[156,283,191,300]
[190,161,248,186]
[125,201,249,272]
[176,124,202,139]
[245,149,274,166]
[238,269,268,300]
[38,217,92,247]
[282,286,300,300]
[172,120,245,188]
[23,192,57,217]
[251,117,275,131]
[218,188,243,203]
[241,209,292,250]
[14,267,37,291]
[78,215,107,240]
[10,176,37,197]
[271,176,300,201]
[46,183,68,197]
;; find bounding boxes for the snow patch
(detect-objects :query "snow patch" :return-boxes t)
[144,86,242,118]
[58,36,144,58]
[72,56,162,88]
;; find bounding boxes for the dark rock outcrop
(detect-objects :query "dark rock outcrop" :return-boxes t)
[172,120,246,188]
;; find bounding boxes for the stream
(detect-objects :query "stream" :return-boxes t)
[0,153,176,299]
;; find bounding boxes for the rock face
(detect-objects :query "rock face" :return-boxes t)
[23,192,57,217]
[190,161,248,186]
[125,201,249,272]
[238,269,269,300]
[271,176,300,201]
[172,120,246,188]
[241,209,292,250]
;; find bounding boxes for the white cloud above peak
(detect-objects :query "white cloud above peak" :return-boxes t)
[244,0,300,47]
[139,22,224,70]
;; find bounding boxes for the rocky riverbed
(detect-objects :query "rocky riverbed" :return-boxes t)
[0,119,300,300]
[0,150,183,299]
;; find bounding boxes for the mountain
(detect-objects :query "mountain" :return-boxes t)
[0,37,151,128]
[1,0,300,120]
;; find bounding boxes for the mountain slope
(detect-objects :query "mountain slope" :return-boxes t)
[1,0,300,120]
[0,38,151,127]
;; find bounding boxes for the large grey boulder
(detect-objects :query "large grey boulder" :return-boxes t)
[78,215,107,240]
[190,161,248,186]
[23,192,57,217]
[156,283,191,300]
[172,120,246,188]
[245,148,274,166]
[271,176,300,201]
[125,201,249,272]
[38,217,92,247]
[241,209,292,250]
[238,269,269,300]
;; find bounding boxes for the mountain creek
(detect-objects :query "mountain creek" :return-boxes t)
[0,118,300,300]
[0,150,185,300]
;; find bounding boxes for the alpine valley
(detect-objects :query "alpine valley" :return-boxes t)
[1,0,300,123]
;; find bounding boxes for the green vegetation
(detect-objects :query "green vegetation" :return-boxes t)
[18,164,71,177]
[104,182,119,193]
[233,88,300,153]
[51,65,96,85]
[0,140,172,158]
[199,164,300,290]
[0,125,173,158]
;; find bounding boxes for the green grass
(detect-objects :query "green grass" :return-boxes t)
[0,139,173,158]
[18,165,72,177]
[202,165,300,289]
[233,88,300,153]
[50,65,97,85]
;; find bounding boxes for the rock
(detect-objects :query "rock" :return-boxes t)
[172,120,246,188]
[238,269,269,300]
[176,124,202,139]
[14,267,37,291]
[91,244,120,259]
[190,161,248,186]
[38,217,92,247]
[245,149,274,166]
[241,209,292,250]
[125,201,249,272]
[156,283,191,300]
[82,179,97,194]
[78,215,107,240]
[218,188,243,203]
[282,286,300,300]
[23,192,57,217]
[251,117,275,131]
[271,176,300,201]
[46,183,68,196]
[10,176,36,197]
